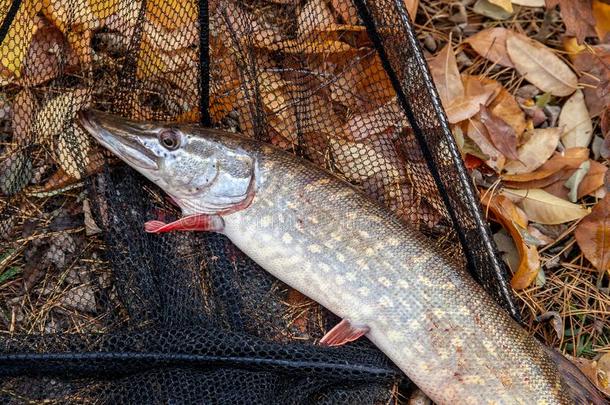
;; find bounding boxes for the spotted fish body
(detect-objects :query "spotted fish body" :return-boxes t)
[78,110,601,404]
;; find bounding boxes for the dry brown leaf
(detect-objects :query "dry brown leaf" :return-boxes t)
[592,0,610,40]
[404,0,419,18]
[298,0,335,38]
[55,124,90,180]
[20,23,79,86]
[344,98,407,141]
[575,194,610,273]
[573,45,610,118]
[331,0,359,24]
[506,33,578,97]
[502,147,589,184]
[482,193,541,289]
[473,0,514,20]
[466,27,514,68]
[559,90,593,148]
[429,43,464,112]
[577,160,608,199]
[443,75,499,124]
[502,188,590,224]
[480,105,519,160]
[12,89,37,145]
[467,118,506,171]
[329,54,395,113]
[489,87,527,137]
[0,0,42,81]
[504,128,562,174]
[137,42,196,80]
[546,0,597,43]
[34,88,91,144]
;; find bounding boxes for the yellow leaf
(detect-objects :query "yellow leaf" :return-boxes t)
[502,188,590,224]
[0,0,42,80]
[42,0,96,32]
[489,0,513,12]
[34,88,91,144]
[147,0,197,30]
[87,0,120,20]
[506,32,578,97]
[592,0,610,41]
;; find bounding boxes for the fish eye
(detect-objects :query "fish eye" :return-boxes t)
[159,129,181,151]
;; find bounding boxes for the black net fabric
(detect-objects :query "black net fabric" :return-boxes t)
[0,0,516,402]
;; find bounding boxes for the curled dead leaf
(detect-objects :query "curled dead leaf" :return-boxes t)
[575,195,610,273]
[502,188,590,225]
[480,104,519,161]
[0,150,33,196]
[504,127,562,174]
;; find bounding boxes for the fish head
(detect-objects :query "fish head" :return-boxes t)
[78,109,256,215]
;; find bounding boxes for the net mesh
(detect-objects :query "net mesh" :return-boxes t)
[0,0,515,402]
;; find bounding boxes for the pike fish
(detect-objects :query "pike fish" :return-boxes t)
[78,110,606,404]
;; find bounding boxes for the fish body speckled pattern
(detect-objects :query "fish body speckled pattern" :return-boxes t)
[78,110,601,404]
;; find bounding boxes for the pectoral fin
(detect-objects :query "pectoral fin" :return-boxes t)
[144,214,224,233]
[319,319,369,346]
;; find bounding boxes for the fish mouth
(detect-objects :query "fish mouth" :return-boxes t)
[78,109,160,171]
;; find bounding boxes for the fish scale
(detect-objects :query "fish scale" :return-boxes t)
[78,110,606,404]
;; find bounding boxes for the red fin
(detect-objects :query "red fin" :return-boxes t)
[144,214,224,234]
[319,319,369,346]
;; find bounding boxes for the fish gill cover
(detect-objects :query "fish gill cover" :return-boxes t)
[0,0,606,403]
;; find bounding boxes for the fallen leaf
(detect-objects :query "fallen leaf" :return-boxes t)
[143,19,198,52]
[0,1,42,80]
[573,45,610,117]
[88,0,120,20]
[546,0,597,43]
[0,151,33,196]
[429,43,464,112]
[298,0,335,38]
[503,188,590,224]
[55,124,90,180]
[443,75,501,123]
[482,193,541,289]
[592,0,610,40]
[83,199,102,236]
[146,0,197,30]
[466,27,514,68]
[489,86,527,137]
[480,105,519,160]
[42,0,96,32]
[504,128,562,174]
[558,90,593,148]
[12,89,37,145]
[512,0,545,6]
[331,0,359,24]
[344,98,407,141]
[473,0,514,20]
[34,88,91,144]
[564,160,590,202]
[575,195,610,273]
[329,54,395,113]
[489,0,513,12]
[577,160,608,199]
[506,33,578,97]
[20,22,79,86]
[467,118,506,171]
